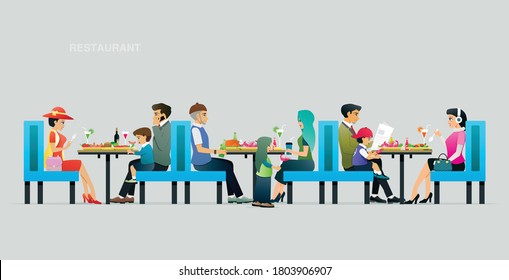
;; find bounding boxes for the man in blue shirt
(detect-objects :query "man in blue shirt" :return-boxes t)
[189,102,253,204]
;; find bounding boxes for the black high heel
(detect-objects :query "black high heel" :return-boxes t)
[280,192,286,203]
[419,193,433,203]
[270,193,281,203]
[404,194,420,204]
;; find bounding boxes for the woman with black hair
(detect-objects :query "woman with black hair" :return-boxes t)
[43,107,101,204]
[405,108,467,204]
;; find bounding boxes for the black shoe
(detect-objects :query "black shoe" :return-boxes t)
[270,193,281,203]
[419,193,433,203]
[404,194,420,204]
[387,196,401,204]
[280,192,286,203]
[370,196,387,203]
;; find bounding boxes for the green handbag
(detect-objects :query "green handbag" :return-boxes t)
[434,153,452,171]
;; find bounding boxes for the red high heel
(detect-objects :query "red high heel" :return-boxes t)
[83,193,92,203]
[87,194,102,204]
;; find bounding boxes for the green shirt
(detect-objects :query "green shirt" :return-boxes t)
[298,136,313,161]
[338,122,358,170]
[256,157,272,177]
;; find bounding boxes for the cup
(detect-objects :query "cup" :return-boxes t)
[285,142,292,155]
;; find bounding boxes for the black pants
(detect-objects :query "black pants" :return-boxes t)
[194,158,243,197]
[118,161,168,197]
[348,158,394,197]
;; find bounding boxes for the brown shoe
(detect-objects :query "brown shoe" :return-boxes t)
[252,201,262,207]
[260,202,275,208]
[110,196,127,204]
[124,196,135,203]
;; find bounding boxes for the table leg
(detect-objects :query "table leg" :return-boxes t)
[106,154,111,204]
[399,154,405,204]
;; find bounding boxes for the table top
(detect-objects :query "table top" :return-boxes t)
[225,147,285,155]
[78,148,137,155]
[379,148,433,155]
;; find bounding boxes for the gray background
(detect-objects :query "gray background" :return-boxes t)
[1,0,507,259]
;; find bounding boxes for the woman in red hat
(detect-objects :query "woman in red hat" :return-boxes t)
[43,107,101,204]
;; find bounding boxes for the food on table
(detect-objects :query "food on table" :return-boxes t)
[225,132,240,147]
[240,140,257,148]
[380,140,399,148]
[225,139,240,147]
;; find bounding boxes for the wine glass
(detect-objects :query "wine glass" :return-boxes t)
[84,130,91,144]
[122,131,129,145]
[420,124,431,144]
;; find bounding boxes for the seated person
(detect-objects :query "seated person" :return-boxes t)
[351,127,389,180]
[125,127,155,183]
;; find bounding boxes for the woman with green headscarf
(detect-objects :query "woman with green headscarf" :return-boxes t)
[252,136,281,208]
[272,110,316,202]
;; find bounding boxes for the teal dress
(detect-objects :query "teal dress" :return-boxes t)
[274,135,315,184]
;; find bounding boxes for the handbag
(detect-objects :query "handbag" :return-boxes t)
[46,156,63,171]
[433,153,452,171]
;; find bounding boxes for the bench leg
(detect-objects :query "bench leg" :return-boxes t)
[466,181,472,204]
[332,181,338,204]
[364,181,370,204]
[319,181,325,204]
[172,181,177,204]
[434,182,440,204]
[479,181,485,204]
[140,182,145,204]
[24,181,30,204]
[37,181,43,204]
[217,182,222,204]
[70,182,75,204]
[185,181,190,204]
[287,182,293,204]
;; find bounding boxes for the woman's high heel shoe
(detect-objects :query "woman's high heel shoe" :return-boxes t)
[82,193,90,203]
[270,193,281,203]
[280,192,286,203]
[87,194,102,204]
[419,192,433,203]
[404,194,420,204]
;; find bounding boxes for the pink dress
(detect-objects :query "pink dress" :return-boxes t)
[445,130,466,164]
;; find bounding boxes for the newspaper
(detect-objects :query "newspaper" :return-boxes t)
[369,122,394,151]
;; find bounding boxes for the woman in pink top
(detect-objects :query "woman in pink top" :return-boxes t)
[405,108,467,204]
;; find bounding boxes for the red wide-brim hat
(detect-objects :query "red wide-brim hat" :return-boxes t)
[42,106,74,120]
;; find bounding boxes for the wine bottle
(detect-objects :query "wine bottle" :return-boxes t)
[233,132,237,141]
[114,128,120,144]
